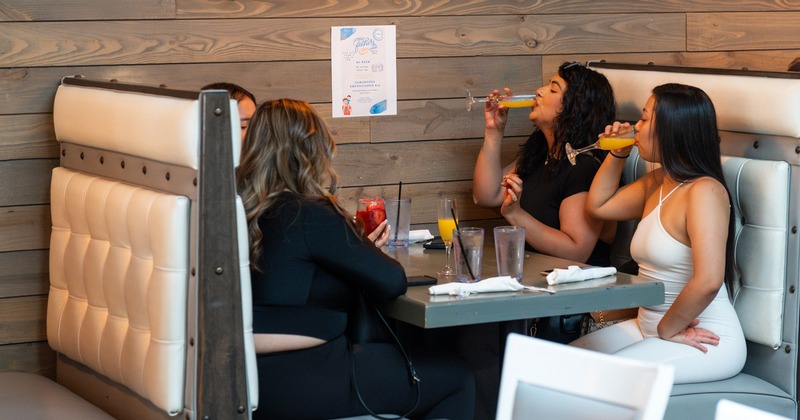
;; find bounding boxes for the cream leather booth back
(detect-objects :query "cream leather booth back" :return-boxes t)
[50,79,256,418]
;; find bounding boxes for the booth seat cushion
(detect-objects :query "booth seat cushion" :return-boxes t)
[667,374,795,419]
[0,372,114,419]
[53,83,241,169]
[48,167,189,415]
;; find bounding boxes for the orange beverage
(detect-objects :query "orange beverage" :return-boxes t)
[437,218,457,243]
[597,136,636,150]
[497,95,537,108]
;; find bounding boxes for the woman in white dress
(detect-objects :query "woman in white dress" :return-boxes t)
[571,83,746,384]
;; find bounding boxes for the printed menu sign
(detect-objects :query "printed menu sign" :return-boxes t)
[331,25,397,118]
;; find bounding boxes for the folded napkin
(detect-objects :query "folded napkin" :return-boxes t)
[409,229,434,242]
[546,265,617,285]
[429,276,523,296]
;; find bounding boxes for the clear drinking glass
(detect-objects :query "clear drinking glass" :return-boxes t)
[437,198,457,277]
[565,126,636,165]
[466,90,537,111]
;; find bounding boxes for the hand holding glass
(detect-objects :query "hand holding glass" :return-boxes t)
[466,90,537,112]
[566,126,636,166]
[437,198,457,277]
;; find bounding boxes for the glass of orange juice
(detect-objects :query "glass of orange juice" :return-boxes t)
[466,90,537,111]
[565,126,636,165]
[437,197,458,277]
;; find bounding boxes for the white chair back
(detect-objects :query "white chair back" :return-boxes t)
[497,333,674,420]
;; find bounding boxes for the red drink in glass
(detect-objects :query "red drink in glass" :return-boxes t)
[356,197,386,235]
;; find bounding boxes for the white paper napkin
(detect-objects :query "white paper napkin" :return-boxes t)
[427,275,558,297]
[546,265,617,285]
[409,229,434,242]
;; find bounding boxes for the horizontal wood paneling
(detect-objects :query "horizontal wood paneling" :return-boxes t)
[334,137,524,187]
[688,12,800,51]
[0,0,175,21]
[370,99,533,143]
[0,295,47,344]
[0,205,49,252]
[0,15,684,67]
[0,114,58,160]
[0,250,49,298]
[0,342,55,378]
[0,159,56,206]
[175,0,800,18]
[0,56,539,114]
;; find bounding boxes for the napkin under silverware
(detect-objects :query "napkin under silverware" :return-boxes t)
[409,229,434,242]
[546,265,617,285]
[429,276,555,297]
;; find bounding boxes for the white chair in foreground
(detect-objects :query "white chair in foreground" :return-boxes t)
[497,333,674,420]
[716,399,792,420]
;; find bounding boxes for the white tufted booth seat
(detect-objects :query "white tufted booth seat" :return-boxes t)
[3,77,258,419]
[593,62,800,419]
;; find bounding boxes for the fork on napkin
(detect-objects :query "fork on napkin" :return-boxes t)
[545,265,617,285]
[429,276,554,297]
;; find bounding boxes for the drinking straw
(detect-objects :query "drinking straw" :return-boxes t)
[394,181,402,242]
[451,207,475,281]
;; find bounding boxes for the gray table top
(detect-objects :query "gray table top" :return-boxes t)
[381,243,665,329]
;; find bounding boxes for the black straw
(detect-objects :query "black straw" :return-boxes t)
[394,181,402,242]
[451,207,475,281]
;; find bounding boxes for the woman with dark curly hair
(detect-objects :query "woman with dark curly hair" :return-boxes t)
[473,62,616,267]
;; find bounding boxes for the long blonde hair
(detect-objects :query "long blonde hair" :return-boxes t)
[236,98,357,269]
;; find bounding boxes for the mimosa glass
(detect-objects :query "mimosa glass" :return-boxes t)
[565,127,636,165]
[466,90,537,111]
[437,198,458,277]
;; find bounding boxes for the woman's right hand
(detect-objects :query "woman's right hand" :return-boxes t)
[602,121,635,157]
[367,220,390,248]
[664,319,720,353]
[484,88,510,131]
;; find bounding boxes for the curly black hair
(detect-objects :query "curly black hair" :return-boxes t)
[516,62,616,178]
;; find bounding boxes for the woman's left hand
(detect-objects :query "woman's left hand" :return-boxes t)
[367,220,390,248]
[500,173,523,217]
[666,319,720,353]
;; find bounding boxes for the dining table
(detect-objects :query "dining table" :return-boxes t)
[380,241,665,420]
[382,242,665,329]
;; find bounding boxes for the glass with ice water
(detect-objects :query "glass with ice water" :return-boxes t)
[494,226,526,281]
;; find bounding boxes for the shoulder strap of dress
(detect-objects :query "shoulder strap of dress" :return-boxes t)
[660,181,687,204]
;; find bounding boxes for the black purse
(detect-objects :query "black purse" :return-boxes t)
[347,291,393,344]
[346,291,420,419]
[530,314,585,344]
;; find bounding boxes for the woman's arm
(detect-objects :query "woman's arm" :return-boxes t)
[304,202,407,301]
[657,179,729,352]
[473,89,516,207]
[501,174,602,263]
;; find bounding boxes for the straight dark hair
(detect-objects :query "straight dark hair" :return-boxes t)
[652,83,736,298]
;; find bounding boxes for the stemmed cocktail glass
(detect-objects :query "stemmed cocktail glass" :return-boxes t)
[565,127,636,166]
[466,90,537,112]
[437,198,457,277]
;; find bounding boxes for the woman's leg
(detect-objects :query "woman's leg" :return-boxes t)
[569,318,644,353]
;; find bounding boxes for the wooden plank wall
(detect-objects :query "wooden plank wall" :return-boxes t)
[1,0,799,377]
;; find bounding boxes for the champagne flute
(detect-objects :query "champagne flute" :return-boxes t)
[466,90,537,111]
[565,126,637,166]
[437,198,458,277]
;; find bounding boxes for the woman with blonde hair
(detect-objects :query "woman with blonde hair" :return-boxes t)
[237,99,474,419]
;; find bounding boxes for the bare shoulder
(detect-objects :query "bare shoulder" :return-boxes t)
[687,177,730,209]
